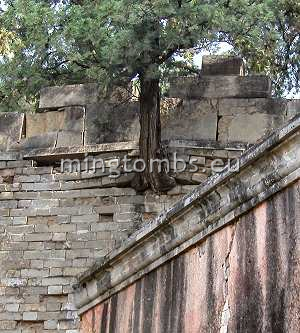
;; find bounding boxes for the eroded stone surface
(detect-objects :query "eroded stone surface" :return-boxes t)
[287,99,300,119]
[0,113,24,150]
[9,132,58,151]
[169,75,272,99]
[26,106,84,138]
[202,55,245,76]
[81,183,300,332]
[85,102,140,145]
[74,115,300,315]
[218,113,286,143]
[161,99,218,141]
[39,84,99,109]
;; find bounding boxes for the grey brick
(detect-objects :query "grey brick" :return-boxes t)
[24,233,52,242]
[48,285,63,295]
[70,215,99,223]
[23,312,38,321]
[42,277,74,286]
[14,175,41,183]
[21,182,60,191]
[21,269,49,278]
[23,250,65,260]
[5,304,19,312]
[0,200,18,209]
[0,192,14,200]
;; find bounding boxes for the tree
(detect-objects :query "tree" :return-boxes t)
[0,0,299,192]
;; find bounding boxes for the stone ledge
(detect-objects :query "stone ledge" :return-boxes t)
[165,139,250,150]
[73,114,300,314]
[21,140,248,164]
[22,142,139,162]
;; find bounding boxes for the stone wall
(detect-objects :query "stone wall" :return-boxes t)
[74,115,300,333]
[0,59,299,332]
[80,182,300,332]
[1,79,299,153]
[0,151,194,332]
[0,140,251,331]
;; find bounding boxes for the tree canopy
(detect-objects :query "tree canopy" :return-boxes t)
[0,0,299,112]
[0,0,299,192]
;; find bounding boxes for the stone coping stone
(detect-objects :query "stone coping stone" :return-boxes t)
[21,139,249,163]
[23,141,139,162]
[39,84,132,110]
[39,84,99,109]
[169,75,272,99]
[165,139,250,150]
[202,55,245,76]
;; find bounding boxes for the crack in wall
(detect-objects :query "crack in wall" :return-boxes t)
[220,224,236,333]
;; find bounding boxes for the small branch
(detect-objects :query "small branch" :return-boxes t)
[171,61,200,74]
[73,60,90,69]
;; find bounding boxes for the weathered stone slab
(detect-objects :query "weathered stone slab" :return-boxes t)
[9,132,58,151]
[218,98,288,116]
[39,84,132,110]
[202,55,245,76]
[56,130,83,147]
[0,134,8,151]
[39,84,100,109]
[0,113,24,150]
[287,99,300,119]
[161,99,218,140]
[218,113,286,143]
[85,102,140,145]
[26,106,84,138]
[23,141,139,162]
[169,75,272,99]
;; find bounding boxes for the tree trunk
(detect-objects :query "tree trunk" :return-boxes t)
[131,72,176,193]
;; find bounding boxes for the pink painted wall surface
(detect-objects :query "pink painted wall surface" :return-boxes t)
[81,180,300,333]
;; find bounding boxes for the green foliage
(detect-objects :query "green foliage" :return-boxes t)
[225,0,300,96]
[0,0,299,111]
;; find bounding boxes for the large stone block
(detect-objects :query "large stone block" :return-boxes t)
[39,84,100,109]
[0,134,8,150]
[169,75,272,99]
[218,113,286,143]
[85,102,140,145]
[26,106,84,138]
[287,99,300,119]
[218,98,288,116]
[56,130,83,147]
[9,132,58,151]
[202,55,245,76]
[0,113,24,150]
[161,99,218,140]
[39,84,132,109]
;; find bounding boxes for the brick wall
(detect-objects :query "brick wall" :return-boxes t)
[0,151,199,332]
